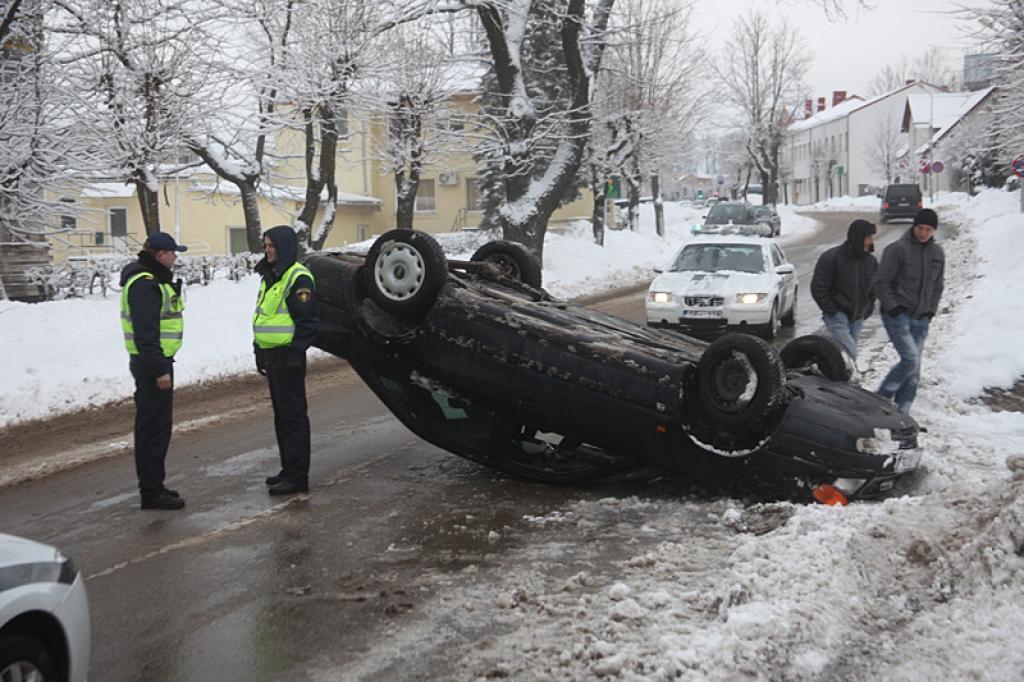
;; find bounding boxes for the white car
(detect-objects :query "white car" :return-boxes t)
[0,533,90,682]
[646,235,798,339]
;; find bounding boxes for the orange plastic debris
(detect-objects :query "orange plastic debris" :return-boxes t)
[812,483,849,506]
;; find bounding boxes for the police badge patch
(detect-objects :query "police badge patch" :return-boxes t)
[296,288,312,303]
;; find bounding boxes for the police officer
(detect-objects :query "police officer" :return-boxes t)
[119,232,188,510]
[253,225,319,495]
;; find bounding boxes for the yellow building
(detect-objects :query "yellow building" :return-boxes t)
[54,92,596,259]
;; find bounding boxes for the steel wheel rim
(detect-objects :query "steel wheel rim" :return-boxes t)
[483,254,522,280]
[374,242,426,301]
[710,351,758,413]
[1,661,44,682]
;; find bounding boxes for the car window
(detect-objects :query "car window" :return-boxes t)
[672,244,765,273]
[771,244,785,267]
[754,207,770,217]
[885,185,921,199]
[705,204,750,225]
[378,375,495,453]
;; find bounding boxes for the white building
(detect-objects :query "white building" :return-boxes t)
[782,83,943,205]
[904,87,998,196]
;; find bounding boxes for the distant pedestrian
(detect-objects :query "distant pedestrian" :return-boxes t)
[873,208,945,414]
[810,219,878,359]
[253,225,319,495]
[119,232,188,510]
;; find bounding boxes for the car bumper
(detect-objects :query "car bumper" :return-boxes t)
[646,301,773,329]
[53,572,90,682]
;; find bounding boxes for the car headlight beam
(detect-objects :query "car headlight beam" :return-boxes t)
[735,293,768,305]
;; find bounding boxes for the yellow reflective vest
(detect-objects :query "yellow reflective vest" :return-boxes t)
[121,273,185,357]
[253,262,315,349]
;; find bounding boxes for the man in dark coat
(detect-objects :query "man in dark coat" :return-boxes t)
[810,219,878,359]
[873,208,945,415]
[119,232,188,510]
[252,225,319,495]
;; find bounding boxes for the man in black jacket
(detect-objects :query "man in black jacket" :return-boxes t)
[810,219,878,359]
[253,226,319,495]
[873,208,945,415]
[119,232,188,510]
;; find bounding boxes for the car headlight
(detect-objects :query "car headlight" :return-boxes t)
[649,291,673,304]
[735,293,768,305]
[856,428,900,455]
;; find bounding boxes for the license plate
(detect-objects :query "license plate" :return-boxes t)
[682,309,722,319]
[893,448,922,472]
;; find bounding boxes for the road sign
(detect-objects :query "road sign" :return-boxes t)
[920,160,931,174]
[931,161,945,174]
[606,175,621,199]
[835,165,844,176]
[1012,157,1024,178]
[716,174,725,185]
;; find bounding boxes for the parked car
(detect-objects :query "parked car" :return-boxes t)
[646,235,797,339]
[693,202,771,237]
[0,533,90,682]
[878,183,923,223]
[753,205,781,236]
[307,230,922,504]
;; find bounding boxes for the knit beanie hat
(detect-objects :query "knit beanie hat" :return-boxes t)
[913,208,938,228]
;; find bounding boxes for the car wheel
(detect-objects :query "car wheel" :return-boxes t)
[0,635,58,682]
[470,240,543,289]
[763,301,780,340]
[364,229,447,319]
[696,333,786,430]
[879,214,888,224]
[780,334,852,382]
[781,289,797,327]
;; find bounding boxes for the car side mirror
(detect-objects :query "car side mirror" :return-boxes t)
[875,193,882,198]
[653,267,663,274]
[701,214,707,219]
[776,264,795,275]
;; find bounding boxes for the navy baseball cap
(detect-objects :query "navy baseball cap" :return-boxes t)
[145,232,188,252]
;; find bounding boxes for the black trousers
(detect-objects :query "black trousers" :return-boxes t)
[263,348,311,483]
[130,357,173,497]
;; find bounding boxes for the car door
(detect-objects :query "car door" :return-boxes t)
[772,243,797,311]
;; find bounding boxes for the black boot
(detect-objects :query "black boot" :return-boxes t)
[268,480,308,496]
[141,491,186,510]
[265,472,285,486]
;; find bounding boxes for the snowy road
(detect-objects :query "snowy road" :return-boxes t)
[3,203,1023,680]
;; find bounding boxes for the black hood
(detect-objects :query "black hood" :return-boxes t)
[119,251,172,286]
[257,225,299,279]
[845,219,876,256]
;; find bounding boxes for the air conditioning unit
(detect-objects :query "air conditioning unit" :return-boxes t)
[437,170,459,186]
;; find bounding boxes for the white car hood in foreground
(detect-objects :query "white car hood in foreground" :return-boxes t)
[0,532,59,568]
[651,270,771,297]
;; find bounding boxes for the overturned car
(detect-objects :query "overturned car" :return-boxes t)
[308,230,922,504]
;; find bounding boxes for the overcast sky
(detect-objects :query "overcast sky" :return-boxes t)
[695,0,991,99]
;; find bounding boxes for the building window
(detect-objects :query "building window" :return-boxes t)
[415,179,436,212]
[357,224,368,242]
[228,227,248,254]
[466,178,482,211]
[338,109,349,140]
[109,207,127,237]
[59,198,76,230]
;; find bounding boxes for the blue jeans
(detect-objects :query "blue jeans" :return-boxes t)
[822,311,864,359]
[877,313,930,414]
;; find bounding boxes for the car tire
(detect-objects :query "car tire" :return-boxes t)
[696,332,786,430]
[781,289,797,327]
[880,214,888,224]
[470,240,543,289]
[0,635,58,682]
[763,301,780,340]
[364,229,448,319]
[780,334,852,382]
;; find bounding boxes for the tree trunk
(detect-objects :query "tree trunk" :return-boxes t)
[589,164,606,246]
[134,179,161,235]
[238,183,263,252]
[651,174,663,237]
[394,174,417,230]
[296,104,339,250]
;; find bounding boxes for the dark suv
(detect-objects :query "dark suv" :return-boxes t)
[879,184,923,223]
[306,229,922,504]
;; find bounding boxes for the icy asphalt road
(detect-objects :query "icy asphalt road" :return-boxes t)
[0,212,958,681]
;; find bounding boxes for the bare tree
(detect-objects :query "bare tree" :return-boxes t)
[361,24,469,230]
[866,118,903,185]
[472,0,615,262]
[52,0,219,236]
[965,1,1024,167]
[717,10,810,205]
[868,47,961,95]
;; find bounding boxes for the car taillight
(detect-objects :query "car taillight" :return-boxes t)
[917,200,923,208]
[812,483,848,506]
[883,202,890,209]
